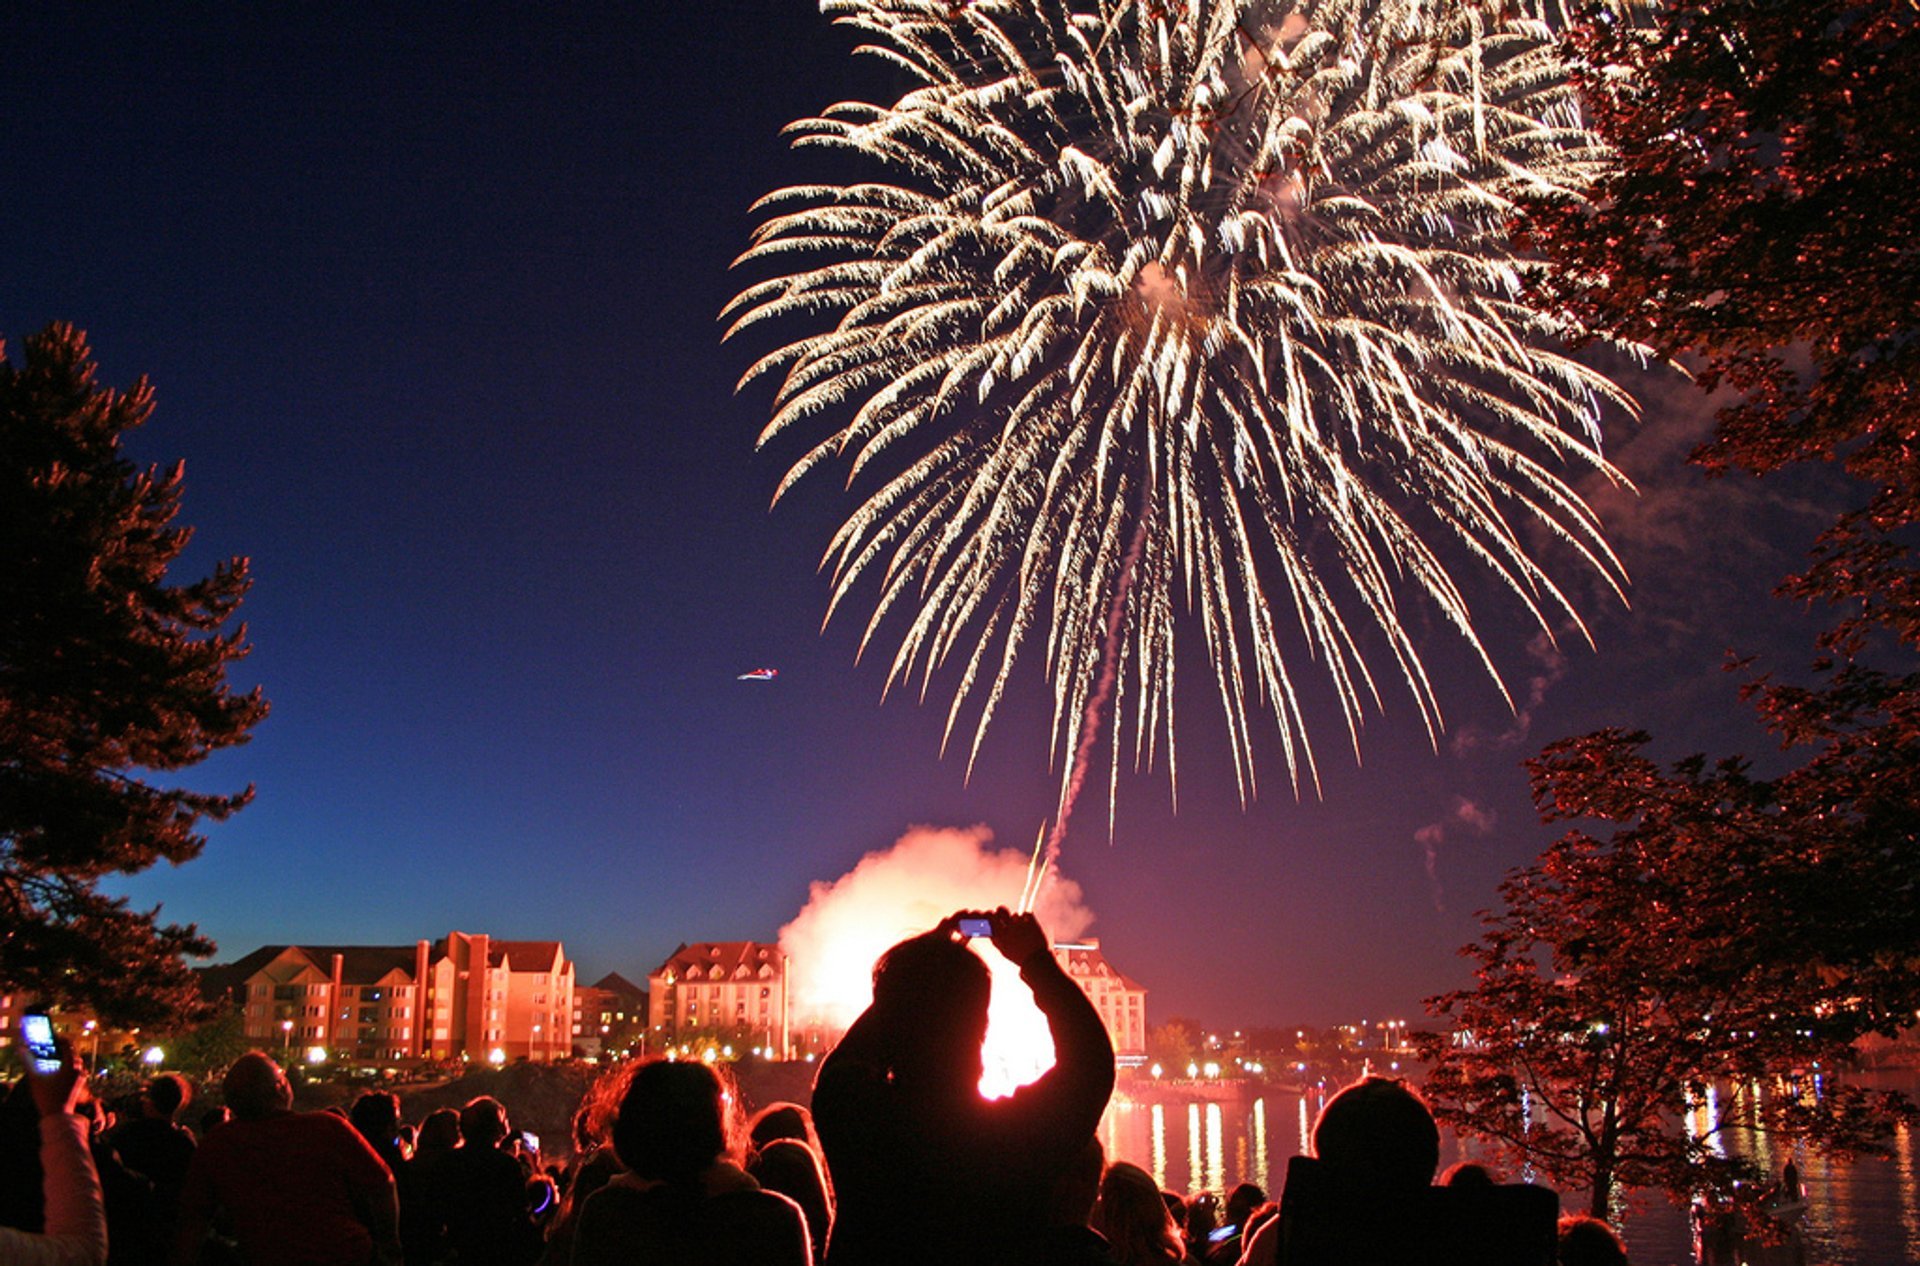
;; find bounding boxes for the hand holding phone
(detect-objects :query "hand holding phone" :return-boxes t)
[18,1017,84,1119]
[21,1013,60,1076]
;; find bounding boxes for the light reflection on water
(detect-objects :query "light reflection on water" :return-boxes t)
[1099,1073,1920,1266]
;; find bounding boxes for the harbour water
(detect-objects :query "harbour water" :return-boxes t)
[1099,1074,1920,1266]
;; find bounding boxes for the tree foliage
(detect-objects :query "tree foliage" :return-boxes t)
[1532,1,1920,519]
[1421,728,1917,1216]
[0,324,267,1027]
[1420,0,1920,1214]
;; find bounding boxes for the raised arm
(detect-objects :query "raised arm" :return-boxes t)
[985,909,1115,1138]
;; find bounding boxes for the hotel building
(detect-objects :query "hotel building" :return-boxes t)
[1055,939,1148,1062]
[647,942,790,1056]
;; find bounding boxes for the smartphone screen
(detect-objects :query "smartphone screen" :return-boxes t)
[958,917,992,938]
[20,1013,60,1075]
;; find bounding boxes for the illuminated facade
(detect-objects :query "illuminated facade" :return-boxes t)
[206,931,575,1065]
[572,971,649,1060]
[1055,940,1148,1061]
[648,942,789,1056]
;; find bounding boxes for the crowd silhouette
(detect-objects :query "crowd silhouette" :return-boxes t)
[3,910,1629,1265]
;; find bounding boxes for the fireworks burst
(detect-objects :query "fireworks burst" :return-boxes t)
[726,0,1640,820]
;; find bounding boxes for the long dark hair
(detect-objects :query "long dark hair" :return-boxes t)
[610,1059,744,1186]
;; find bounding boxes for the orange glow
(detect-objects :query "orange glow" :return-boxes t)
[778,826,1094,1097]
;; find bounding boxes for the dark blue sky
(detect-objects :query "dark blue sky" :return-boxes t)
[3,3,1851,1025]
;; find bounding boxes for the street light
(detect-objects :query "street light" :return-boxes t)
[280,1019,293,1060]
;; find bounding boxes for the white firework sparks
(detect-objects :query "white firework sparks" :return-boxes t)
[726,0,1641,812]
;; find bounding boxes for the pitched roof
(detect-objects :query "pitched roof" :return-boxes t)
[488,941,565,971]
[652,942,783,980]
[200,943,417,985]
[1057,942,1147,993]
[592,971,647,999]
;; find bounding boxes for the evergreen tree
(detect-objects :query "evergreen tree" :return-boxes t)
[0,323,267,1027]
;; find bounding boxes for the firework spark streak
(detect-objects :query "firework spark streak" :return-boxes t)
[726,0,1642,819]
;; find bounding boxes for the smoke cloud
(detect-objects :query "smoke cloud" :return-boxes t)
[1413,796,1498,912]
[778,825,1094,1035]
[1449,629,1567,756]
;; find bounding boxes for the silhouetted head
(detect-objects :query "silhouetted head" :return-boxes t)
[747,1101,815,1151]
[460,1096,509,1148]
[1094,1161,1186,1264]
[1184,1189,1218,1240]
[1311,1076,1440,1190]
[350,1091,401,1143]
[1224,1181,1265,1226]
[1439,1160,1496,1189]
[223,1053,292,1121]
[417,1108,462,1155]
[1557,1214,1629,1266]
[612,1058,740,1186]
[146,1073,190,1120]
[869,930,991,1087]
[1047,1136,1105,1229]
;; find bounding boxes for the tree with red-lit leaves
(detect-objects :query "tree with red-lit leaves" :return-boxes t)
[0,324,267,1028]
[1421,726,1918,1217]
[1531,1,1920,523]
[1422,1,1920,1212]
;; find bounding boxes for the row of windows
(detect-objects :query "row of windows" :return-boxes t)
[680,964,777,981]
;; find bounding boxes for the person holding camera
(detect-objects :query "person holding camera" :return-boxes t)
[2,1033,108,1266]
[811,907,1115,1266]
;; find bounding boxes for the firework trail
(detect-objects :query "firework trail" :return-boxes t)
[1058,508,1149,833]
[727,0,1649,835]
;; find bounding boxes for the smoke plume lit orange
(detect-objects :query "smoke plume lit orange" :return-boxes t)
[779,826,1094,1097]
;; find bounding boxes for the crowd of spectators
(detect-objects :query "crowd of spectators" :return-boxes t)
[2,910,1634,1265]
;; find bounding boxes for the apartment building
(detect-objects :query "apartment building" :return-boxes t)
[205,930,575,1065]
[572,971,648,1061]
[647,942,789,1056]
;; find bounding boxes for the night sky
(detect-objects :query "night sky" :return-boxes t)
[3,3,1854,1027]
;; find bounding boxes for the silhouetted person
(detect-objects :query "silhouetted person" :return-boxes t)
[746,1102,834,1263]
[0,1035,107,1264]
[1016,1136,1117,1266]
[1180,1190,1217,1261]
[1203,1182,1264,1263]
[1092,1162,1184,1266]
[813,908,1115,1266]
[349,1091,408,1176]
[1240,1076,1437,1266]
[401,1109,462,1266]
[1438,1162,1496,1189]
[172,1051,399,1266]
[1556,1213,1629,1266]
[110,1074,196,1199]
[1252,1076,1557,1266]
[437,1097,539,1266]
[571,1059,809,1266]
[81,1095,167,1266]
